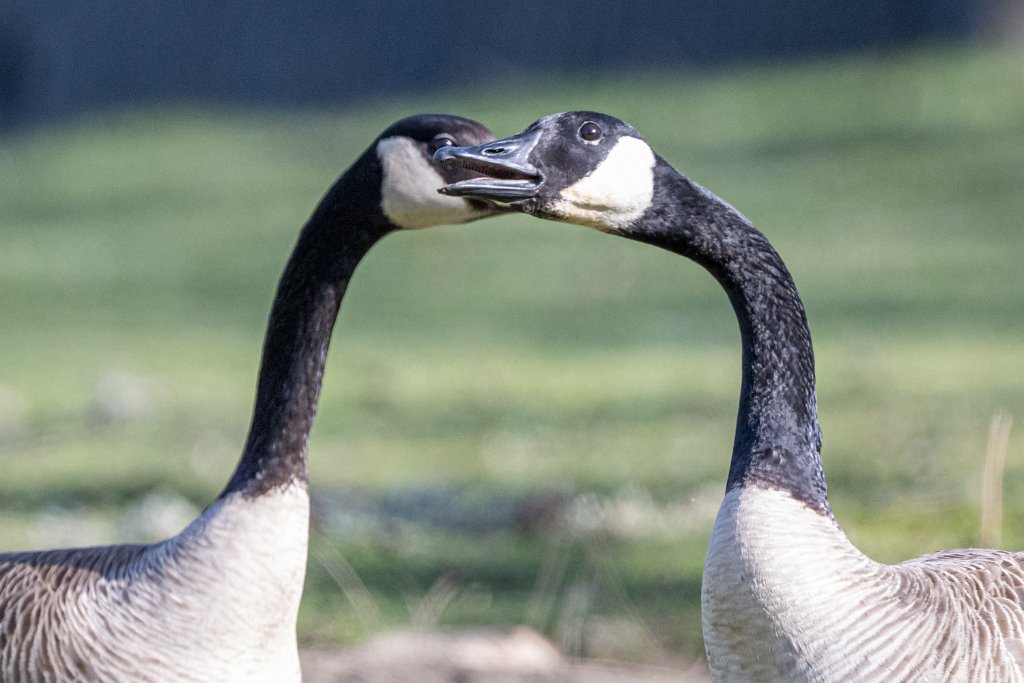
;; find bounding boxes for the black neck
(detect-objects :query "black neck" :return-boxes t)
[627,160,827,513]
[222,163,392,497]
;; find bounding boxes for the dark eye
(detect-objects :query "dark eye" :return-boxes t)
[428,135,456,155]
[579,122,602,143]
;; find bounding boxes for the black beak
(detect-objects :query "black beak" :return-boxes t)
[433,129,543,202]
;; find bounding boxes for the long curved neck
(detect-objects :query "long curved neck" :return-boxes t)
[222,166,391,497]
[627,160,827,513]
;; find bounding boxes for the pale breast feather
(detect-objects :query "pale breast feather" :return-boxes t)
[0,484,309,682]
[703,485,1024,682]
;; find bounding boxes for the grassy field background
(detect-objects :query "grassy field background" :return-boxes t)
[1,45,1022,661]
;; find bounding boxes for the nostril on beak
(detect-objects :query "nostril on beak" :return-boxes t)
[483,147,506,156]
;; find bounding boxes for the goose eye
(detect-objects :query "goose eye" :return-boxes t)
[427,135,456,155]
[579,122,602,143]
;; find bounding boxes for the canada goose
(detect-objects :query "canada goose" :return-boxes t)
[435,111,1024,681]
[0,114,498,683]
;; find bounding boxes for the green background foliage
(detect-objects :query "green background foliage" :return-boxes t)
[1,46,1022,660]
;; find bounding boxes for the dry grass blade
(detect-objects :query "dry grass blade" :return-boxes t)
[309,538,383,636]
[526,533,573,631]
[980,411,1013,548]
[409,574,460,630]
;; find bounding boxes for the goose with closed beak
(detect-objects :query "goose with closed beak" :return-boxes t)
[0,114,498,683]
[434,111,1024,682]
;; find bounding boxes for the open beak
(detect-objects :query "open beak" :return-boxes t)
[433,129,543,202]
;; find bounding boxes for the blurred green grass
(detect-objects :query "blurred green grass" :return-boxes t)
[1,45,1023,660]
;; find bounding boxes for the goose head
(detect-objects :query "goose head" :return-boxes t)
[433,111,657,233]
[372,114,500,229]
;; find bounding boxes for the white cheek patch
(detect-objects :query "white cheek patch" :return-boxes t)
[377,136,482,229]
[548,136,656,231]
